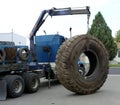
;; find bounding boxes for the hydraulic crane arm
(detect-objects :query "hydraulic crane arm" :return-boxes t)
[49,6,90,16]
[29,6,90,39]
[30,6,90,62]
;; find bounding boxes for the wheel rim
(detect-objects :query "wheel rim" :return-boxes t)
[78,67,85,75]
[14,80,23,93]
[31,78,39,89]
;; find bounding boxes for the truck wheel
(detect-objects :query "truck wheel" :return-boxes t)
[4,75,24,98]
[23,73,40,93]
[55,35,109,94]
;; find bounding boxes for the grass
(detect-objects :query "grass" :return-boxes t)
[109,64,120,67]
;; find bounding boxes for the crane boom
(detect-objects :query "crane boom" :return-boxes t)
[30,6,90,62]
[49,6,90,16]
[30,6,90,39]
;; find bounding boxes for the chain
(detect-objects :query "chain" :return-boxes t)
[87,13,90,35]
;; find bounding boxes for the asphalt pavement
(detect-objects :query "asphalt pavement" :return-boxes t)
[109,67,120,74]
[0,68,120,105]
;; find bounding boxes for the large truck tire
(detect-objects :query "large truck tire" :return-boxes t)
[55,35,109,94]
[23,73,40,93]
[4,75,25,98]
[0,49,6,63]
[18,47,30,61]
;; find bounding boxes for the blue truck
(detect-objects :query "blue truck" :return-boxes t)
[0,6,108,100]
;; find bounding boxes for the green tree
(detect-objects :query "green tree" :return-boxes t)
[89,12,117,60]
[115,30,120,42]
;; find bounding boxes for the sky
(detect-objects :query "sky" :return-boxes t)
[0,0,120,39]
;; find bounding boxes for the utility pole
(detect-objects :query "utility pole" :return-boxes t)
[11,29,13,42]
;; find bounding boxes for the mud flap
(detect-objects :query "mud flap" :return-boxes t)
[0,79,7,101]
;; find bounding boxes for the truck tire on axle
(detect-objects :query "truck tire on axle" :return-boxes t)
[4,75,25,98]
[55,35,109,94]
[23,73,40,93]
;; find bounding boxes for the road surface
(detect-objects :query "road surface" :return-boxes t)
[0,68,120,105]
[109,67,120,74]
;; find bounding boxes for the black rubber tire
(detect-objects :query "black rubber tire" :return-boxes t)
[0,49,6,63]
[55,35,109,94]
[23,73,40,93]
[4,75,25,98]
[18,47,30,61]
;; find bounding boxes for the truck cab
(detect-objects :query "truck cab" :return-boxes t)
[35,34,66,62]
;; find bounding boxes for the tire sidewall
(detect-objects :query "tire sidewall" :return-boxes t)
[0,49,6,63]
[18,47,30,61]
[23,73,40,93]
[56,35,109,94]
[70,36,108,88]
[6,75,25,98]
